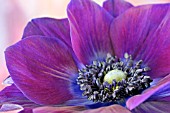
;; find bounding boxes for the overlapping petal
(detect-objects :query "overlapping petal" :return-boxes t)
[132,101,170,113]
[5,36,78,105]
[110,4,170,78]
[0,84,38,110]
[158,96,170,101]
[22,18,71,47]
[33,106,86,113]
[103,0,133,17]
[67,0,114,64]
[81,104,131,113]
[126,74,170,110]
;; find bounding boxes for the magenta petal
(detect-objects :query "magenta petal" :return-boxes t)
[110,4,170,78]
[103,0,133,17]
[126,74,170,110]
[132,101,170,113]
[81,104,131,113]
[33,106,86,113]
[22,18,71,47]
[5,36,78,105]
[67,0,114,64]
[0,84,38,108]
[158,96,170,101]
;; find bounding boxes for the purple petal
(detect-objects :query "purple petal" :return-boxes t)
[22,18,71,47]
[103,0,133,17]
[0,84,38,109]
[126,74,170,110]
[81,104,131,113]
[65,98,94,106]
[158,96,170,101]
[149,81,170,101]
[33,106,86,113]
[5,36,79,105]
[110,4,170,78]
[67,0,114,64]
[132,101,170,113]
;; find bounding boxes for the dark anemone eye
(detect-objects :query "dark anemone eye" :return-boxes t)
[77,53,153,103]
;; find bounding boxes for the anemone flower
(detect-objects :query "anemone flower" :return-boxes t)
[1,0,170,113]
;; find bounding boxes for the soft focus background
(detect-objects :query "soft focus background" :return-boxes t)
[0,0,170,113]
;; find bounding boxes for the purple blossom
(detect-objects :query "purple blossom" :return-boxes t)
[1,0,170,113]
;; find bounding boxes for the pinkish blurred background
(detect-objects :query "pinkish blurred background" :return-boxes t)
[0,0,170,113]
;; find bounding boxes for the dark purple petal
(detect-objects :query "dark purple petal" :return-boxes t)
[22,18,71,47]
[81,104,131,113]
[132,101,170,113]
[33,106,86,113]
[5,36,79,105]
[158,96,170,101]
[67,0,114,64]
[126,74,170,110]
[103,0,133,17]
[110,4,170,78]
[0,84,38,108]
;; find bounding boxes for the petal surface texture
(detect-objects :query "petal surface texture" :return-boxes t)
[103,0,133,17]
[33,106,86,113]
[22,18,71,47]
[5,36,78,105]
[81,104,131,113]
[132,101,170,113]
[110,4,170,78]
[67,0,114,64]
[0,84,38,108]
[126,74,170,110]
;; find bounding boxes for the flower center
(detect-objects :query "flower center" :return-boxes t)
[104,69,127,84]
[77,53,153,103]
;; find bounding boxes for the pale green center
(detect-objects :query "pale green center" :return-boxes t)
[104,69,127,84]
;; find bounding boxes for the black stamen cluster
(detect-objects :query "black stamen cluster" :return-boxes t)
[77,53,153,103]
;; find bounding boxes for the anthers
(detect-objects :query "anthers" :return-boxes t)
[77,53,153,103]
